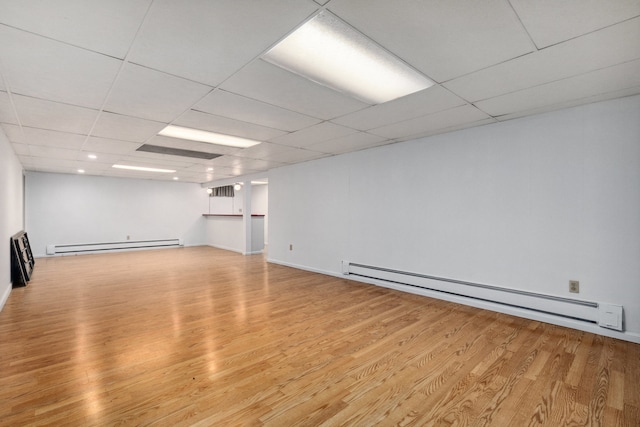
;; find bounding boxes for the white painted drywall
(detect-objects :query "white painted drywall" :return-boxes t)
[206,183,269,244]
[0,128,24,310]
[205,216,264,254]
[25,172,208,256]
[251,184,268,244]
[268,95,640,340]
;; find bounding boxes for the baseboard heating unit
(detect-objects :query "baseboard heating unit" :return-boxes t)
[342,261,623,332]
[46,238,183,255]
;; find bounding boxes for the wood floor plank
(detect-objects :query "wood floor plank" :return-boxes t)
[0,246,638,426]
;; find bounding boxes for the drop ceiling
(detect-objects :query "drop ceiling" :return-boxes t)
[0,0,639,184]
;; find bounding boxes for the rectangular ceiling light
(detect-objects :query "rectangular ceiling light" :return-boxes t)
[159,125,261,148]
[112,164,176,173]
[263,11,434,104]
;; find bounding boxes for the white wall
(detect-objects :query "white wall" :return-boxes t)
[268,95,640,340]
[26,172,208,256]
[205,216,264,254]
[207,184,269,244]
[0,128,24,310]
[251,184,268,244]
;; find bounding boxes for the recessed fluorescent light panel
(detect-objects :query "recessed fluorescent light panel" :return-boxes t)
[263,11,434,104]
[112,164,176,173]
[158,125,261,149]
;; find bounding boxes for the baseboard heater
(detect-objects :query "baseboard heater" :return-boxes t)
[342,262,623,331]
[46,238,183,255]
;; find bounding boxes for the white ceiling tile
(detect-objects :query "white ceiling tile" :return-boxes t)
[83,137,142,155]
[0,0,151,58]
[128,0,318,86]
[174,110,287,142]
[76,151,122,164]
[444,17,640,103]
[74,158,114,170]
[0,91,18,124]
[0,26,122,109]
[28,145,80,160]
[185,164,222,173]
[91,112,165,142]
[494,87,640,122]
[510,0,640,48]
[208,155,249,168]
[220,60,369,120]
[331,85,466,130]
[129,153,202,168]
[233,142,294,159]
[117,154,195,169]
[194,90,321,132]
[11,142,30,156]
[187,163,238,176]
[475,59,640,117]
[204,158,259,176]
[393,118,497,143]
[144,135,242,156]
[12,94,98,134]
[104,63,213,122]
[233,158,286,171]
[20,127,86,149]
[207,156,281,172]
[18,155,36,166]
[1,123,22,142]
[262,147,330,163]
[268,121,357,148]
[306,132,388,155]
[328,0,535,82]
[184,166,233,182]
[108,169,183,181]
[27,157,80,169]
[369,104,492,139]
[2,2,636,185]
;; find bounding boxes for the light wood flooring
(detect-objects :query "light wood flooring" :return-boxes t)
[1,246,638,426]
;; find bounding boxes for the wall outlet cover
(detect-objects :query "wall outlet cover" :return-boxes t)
[569,280,579,293]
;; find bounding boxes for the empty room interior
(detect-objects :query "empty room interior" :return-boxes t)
[1,1,639,425]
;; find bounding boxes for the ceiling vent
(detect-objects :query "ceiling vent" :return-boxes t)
[136,144,222,160]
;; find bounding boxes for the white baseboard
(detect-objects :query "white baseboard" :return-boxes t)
[267,258,640,344]
[207,244,243,254]
[0,283,11,313]
[266,258,343,278]
[348,274,640,344]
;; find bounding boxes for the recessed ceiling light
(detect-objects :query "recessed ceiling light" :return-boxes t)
[77,169,85,174]
[263,11,434,104]
[158,125,261,148]
[88,154,97,159]
[207,167,214,171]
[112,164,176,173]
[173,177,179,180]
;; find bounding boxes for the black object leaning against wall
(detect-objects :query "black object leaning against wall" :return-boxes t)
[11,231,35,287]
